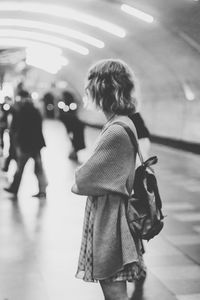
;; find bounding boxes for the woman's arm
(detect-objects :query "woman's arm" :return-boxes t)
[71,124,136,196]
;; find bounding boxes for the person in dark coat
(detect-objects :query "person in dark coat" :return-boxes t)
[2,100,20,171]
[129,112,151,161]
[129,112,150,140]
[4,91,47,197]
[59,90,85,161]
[0,97,11,152]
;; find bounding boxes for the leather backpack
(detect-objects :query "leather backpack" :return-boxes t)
[115,122,165,241]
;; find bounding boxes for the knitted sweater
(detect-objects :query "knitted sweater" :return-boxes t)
[72,115,142,279]
[72,115,137,197]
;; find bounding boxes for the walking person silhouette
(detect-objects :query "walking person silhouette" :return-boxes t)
[4,90,48,198]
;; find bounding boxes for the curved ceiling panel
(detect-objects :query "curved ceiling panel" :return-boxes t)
[0,0,200,143]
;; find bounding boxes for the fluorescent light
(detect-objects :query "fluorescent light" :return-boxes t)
[0,2,126,38]
[3,103,10,111]
[183,84,195,101]
[31,92,39,100]
[69,103,77,110]
[0,29,89,55]
[0,19,104,48]
[58,101,65,109]
[25,47,68,64]
[26,47,68,74]
[121,4,154,23]
[26,57,65,74]
[63,105,69,112]
[0,38,62,54]
[0,38,68,74]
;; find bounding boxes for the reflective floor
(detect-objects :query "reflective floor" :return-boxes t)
[0,120,200,300]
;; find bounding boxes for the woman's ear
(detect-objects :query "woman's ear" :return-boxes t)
[99,98,103,109]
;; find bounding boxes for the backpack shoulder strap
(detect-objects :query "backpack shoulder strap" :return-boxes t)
[113,121,144,165]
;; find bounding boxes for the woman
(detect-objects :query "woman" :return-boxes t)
[4,91,47,197]
[71,59,146,300]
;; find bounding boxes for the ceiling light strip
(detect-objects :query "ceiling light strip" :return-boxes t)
[0,37,62,54]
[0,29,89,55]
[121,4,154,23]
[0,2,126,38]
[26,47,68,74]
[182,83,195,101]
[0,19,104,48]
[0,38,68,74]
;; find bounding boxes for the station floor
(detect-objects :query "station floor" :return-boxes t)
[0,119,200,300]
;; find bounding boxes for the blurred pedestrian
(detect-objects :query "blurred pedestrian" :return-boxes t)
[129,111,151,161]
[4,91,47,198]
[2,97,18,171]
[0,96,12,154]
[59,90,85,161]
[72,59,146,300]
[42,92,55,119]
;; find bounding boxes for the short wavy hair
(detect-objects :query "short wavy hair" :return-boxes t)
[86,59,137,115]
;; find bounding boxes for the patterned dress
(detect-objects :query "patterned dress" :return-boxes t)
[76,197,146,282]
[72,115,146,282]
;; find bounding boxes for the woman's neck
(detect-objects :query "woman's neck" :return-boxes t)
[104,112,116,122]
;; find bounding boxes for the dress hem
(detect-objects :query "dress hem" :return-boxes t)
[75,259,146,283]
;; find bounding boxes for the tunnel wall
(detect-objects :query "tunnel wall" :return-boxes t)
[140,74,200,146]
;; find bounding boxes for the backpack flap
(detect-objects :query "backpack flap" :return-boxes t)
[126,195,147,238]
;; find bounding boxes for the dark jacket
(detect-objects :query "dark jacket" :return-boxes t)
[129,112,150,140]
[15,102,45,154]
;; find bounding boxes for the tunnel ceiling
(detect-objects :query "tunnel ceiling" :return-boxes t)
[0,0,200,143]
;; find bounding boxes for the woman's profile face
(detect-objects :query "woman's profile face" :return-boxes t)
[83,81,97,110]
[83,85,97,111]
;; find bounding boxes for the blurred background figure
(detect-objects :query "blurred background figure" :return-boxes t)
[42,92,56,119]
[2,96,18,171]
[58,90,85,161]
[0,96,12,155]
[4,90,47,198]
[129,111,151,161]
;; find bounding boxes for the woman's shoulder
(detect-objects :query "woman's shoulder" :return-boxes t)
[101,116,137,146]
[110,116,137,137]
